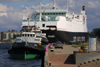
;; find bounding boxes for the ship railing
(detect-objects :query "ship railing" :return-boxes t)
[42,33,46,36]
[40,27,49,30]
[49,28,56,30]
[40,27,56,30]
[35,40,41,43]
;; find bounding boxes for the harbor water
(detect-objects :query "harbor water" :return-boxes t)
[0,43,42,67]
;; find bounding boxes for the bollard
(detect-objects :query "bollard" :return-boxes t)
[81,46,88,53]
[80,63,82,65]
[84,62,86,64]
[97,59,100,61]
[92,60,95,62]
[88,61,91,63]
[49,62,51,67]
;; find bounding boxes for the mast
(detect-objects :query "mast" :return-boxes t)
[27,14,31,32]
[66,0,69,13]
[34,13,37,30]
[52,0,56,9]
[39,2,42,22]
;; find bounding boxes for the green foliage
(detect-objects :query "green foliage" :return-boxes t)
[72,43,88,48]
[90,28,100,38]
[72,42,100,47]
[7,29,17,32]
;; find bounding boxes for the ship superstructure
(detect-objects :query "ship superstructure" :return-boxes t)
[22,0,88,43]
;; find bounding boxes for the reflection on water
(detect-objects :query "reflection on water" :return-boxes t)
[0,43,41,67]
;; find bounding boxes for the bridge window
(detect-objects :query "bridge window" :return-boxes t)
[42,13,44,15]
[36,36,41,38]
[22,34,24,36]
[53,13,55,15]
[30,34,32,37]
[48,13,50,15]
[37,13,40,15]
[28,34,29,37]
[32,34,35,37]
[45,13,47,15]
[42,24,45,27]
[59,13,61,15]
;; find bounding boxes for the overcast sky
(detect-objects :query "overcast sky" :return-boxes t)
[0,0,100,32]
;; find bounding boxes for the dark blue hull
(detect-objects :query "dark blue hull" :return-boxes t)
[42,30,88,43]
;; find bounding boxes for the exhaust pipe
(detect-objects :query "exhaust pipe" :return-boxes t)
[82,6,85,11]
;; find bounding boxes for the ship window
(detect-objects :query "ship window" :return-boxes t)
[30,34,32,37]
[42,24,45,27]
[42,13,44,15]
[53,13,55,15]
[37,13,40,15]
[56,13,58,15]
[28,34,29,36]
[36,36,41,38]
[22,34,24,36]
[4,33,6,39]
[59,13,61,15]
[48,13,49,15]
[37,31,41,33]
[77,16,79,19]
[45,13,47,15]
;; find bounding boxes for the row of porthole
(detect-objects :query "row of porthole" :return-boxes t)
[22,34,35,37]
[36,13,66,15]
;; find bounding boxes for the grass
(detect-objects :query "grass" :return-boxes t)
[72,41,100,48]
[72,43,88,48]
[97,44,100,45]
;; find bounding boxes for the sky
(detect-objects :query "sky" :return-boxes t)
[0,0,100,32]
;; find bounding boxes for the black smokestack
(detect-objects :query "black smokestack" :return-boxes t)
[82,6,85,11]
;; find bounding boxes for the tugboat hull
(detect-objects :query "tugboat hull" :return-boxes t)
[9,54,40,60]
[8,42,45,60]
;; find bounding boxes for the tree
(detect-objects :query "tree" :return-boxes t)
[90,28,100,38]
[8,30,10,32]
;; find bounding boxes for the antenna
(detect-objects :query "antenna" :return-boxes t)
[27,13,31,32]
[67,0,69,12]
[52,0,56,9]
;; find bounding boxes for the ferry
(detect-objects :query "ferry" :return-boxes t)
[22,0,88,43]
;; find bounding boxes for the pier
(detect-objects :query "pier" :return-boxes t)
[44,43,100,67]
[44,45,80,67]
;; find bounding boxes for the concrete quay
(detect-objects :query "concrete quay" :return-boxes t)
[44,45,100,67]
[44,45,80,67]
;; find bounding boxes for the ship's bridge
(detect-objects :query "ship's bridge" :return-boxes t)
[35,10,67,21]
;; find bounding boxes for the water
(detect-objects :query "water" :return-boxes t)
[0,43,42,67]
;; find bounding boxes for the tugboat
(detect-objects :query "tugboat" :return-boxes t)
[8,16,48,60]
